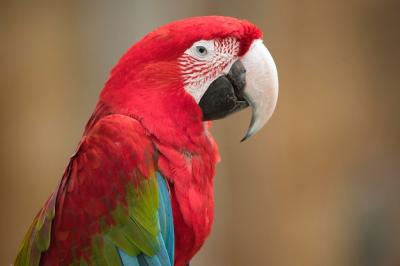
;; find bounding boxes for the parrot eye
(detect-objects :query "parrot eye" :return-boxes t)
[184,40,214,60]
[195,46,208,57]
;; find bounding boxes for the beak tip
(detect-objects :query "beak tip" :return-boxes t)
[240,129,253,143]
[240,136,247,143]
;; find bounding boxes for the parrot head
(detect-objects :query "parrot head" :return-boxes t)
[100,16,278,141]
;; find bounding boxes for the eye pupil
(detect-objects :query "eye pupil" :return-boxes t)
[196,46,207,56]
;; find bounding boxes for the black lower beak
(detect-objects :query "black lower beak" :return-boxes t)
[199,60,249,121]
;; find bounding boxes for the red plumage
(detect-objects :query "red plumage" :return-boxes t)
[98,16,261,265]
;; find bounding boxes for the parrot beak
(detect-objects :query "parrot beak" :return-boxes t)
[199,39,278,141]
[240,39,279,141]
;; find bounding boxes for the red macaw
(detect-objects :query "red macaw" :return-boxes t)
[14,16,278,266]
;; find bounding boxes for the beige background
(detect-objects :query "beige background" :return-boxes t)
[1,1,400,265]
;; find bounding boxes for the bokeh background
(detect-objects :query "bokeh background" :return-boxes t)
[1,0,400,265]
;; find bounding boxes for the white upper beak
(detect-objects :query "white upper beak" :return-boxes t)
[241,39,279,141]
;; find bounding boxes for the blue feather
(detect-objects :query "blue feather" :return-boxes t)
[118,249,141,266]
[157,172,175,265]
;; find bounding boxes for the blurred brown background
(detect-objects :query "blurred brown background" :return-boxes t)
[1,0,400,265]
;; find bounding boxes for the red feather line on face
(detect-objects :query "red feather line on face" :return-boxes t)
[178,38,240,88]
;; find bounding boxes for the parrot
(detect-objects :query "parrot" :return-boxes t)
[14,16,278,266]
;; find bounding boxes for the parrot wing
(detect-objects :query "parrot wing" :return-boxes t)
[14,114,174,266]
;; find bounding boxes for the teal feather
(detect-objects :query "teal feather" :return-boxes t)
[157,172,174,265]
[118,249,141,266]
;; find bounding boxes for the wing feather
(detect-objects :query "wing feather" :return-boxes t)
[15,114,174,266]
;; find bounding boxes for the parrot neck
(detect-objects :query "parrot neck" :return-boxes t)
[98,60,208,148]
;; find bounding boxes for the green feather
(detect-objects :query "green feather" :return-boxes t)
[103,238,123,266]
[15,166,160,266]
[15,192,57,266]
[106,228,140,256]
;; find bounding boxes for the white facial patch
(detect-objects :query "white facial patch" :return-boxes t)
[178,38,240,103]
